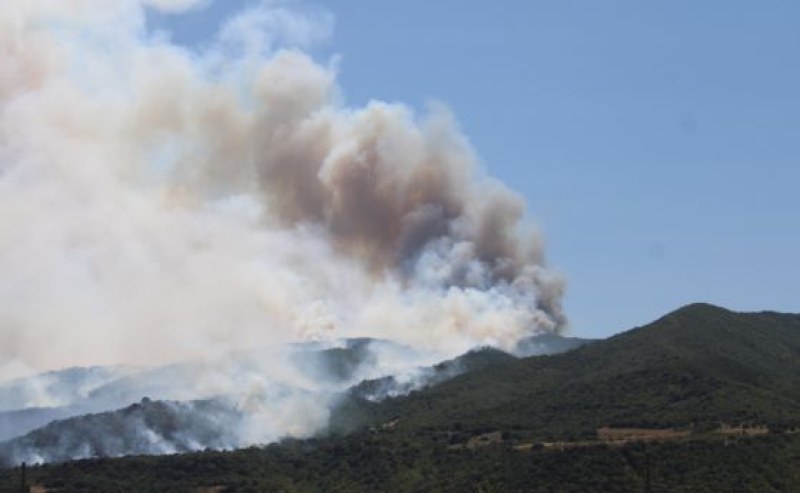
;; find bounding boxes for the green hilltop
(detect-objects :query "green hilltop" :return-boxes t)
[336,302,800,441]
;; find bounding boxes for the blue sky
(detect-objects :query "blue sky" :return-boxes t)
[150,1,800,338]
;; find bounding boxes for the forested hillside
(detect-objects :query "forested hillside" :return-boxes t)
[2,303,800,492]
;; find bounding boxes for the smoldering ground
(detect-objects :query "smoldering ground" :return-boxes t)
[0,0,566,455]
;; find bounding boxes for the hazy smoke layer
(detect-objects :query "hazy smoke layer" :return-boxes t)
[0,336,591,464]
[0,0,565,450]
[0,0,564,374]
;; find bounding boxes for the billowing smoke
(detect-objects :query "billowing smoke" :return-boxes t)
[0,0,565,455]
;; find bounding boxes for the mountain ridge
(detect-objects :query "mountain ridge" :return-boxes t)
[2,303,800,492]
[0,335,594,466]
[330,302,800,440]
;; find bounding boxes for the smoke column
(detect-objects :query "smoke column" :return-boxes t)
[0,0,565,381]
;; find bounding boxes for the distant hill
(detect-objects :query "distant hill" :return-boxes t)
[0,366,136,442]
[0,408,76,445]
[0,366,132,413]
[0,398,242,467]
[0,334,589,466]
[0,338,423,444]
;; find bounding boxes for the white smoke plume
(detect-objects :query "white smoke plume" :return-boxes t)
[0,0,566,453]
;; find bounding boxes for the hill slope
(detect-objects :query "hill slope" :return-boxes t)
[334,303,800,440]
[0,335,592,465]
[0,399,243,467]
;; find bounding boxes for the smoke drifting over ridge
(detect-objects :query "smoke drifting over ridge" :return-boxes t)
[0,0,565,380]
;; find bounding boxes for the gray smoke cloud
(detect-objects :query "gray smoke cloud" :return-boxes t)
[0,0,565,452]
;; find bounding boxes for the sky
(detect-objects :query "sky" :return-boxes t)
[148,0,800,339]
